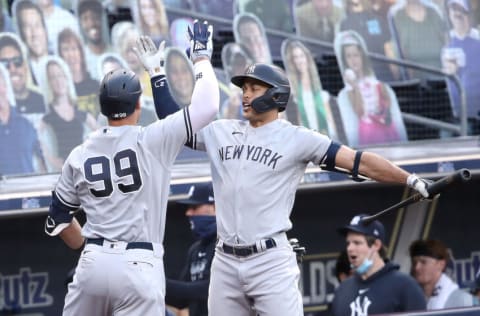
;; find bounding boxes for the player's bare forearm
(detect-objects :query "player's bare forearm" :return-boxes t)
[358,151,409,184]
[59,218,85,250]
[336,146,409,184]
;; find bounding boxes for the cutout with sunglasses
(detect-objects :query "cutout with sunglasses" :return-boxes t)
[0,32,47,120]
[0,56,23,69]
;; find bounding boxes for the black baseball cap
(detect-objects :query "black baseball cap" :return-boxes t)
[337,214,385,243]
[177,183,214,205]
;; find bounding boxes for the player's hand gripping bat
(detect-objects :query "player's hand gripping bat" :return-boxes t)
[361,168,471,224]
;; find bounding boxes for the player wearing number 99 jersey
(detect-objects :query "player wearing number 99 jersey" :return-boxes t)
[43,20,218,316]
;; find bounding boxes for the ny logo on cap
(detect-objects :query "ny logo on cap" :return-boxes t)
[350,216,362,225]
[246,64,256,74]
[188,185,195,198]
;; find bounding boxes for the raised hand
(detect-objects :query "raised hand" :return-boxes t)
[133,36,166,77]
[344,68,358,88]
[187,20,213,61]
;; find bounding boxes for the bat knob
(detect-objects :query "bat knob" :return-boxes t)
[459,168,472,181]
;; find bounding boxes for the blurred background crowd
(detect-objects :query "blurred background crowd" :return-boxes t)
[1,0,479,177]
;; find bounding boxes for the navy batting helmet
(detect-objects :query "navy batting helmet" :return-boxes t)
[99,68,142,120]
[231,63,290,113]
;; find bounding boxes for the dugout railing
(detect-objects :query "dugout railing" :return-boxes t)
[1,169,479,315]
[377,306,480,316]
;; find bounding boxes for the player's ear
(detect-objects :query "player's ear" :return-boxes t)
[373,238,382,251]
[439,258,447,272]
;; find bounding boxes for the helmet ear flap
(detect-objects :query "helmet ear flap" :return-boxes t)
[272,86,290,112]
[250,87,275,113]
[250,86,290,113]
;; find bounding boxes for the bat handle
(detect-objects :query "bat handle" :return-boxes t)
[361,193,422,224]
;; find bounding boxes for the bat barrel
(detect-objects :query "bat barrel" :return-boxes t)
[427,168,471,197]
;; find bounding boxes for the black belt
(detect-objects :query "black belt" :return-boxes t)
[221,238,277,257]
[86,238,153,251]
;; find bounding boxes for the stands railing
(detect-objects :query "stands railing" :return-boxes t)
[164,6,468,137]
[271,32,468,137]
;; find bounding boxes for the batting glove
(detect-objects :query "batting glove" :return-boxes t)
[133,36,166,77]
[187,20,213,61]
[407,174,429,198]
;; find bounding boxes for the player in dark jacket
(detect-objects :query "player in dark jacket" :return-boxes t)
[166,182,216,316]
[331,214,426,315]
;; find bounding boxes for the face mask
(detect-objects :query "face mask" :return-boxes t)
[355,258,373,275]
[353,248,374,275]
[189,215,216,240]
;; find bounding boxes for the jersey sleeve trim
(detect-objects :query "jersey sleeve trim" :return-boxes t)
[184,107,197,148]
[320,141,340,170]
[45,191,79,236]
[55,191,80,209]
[185,134,197,149]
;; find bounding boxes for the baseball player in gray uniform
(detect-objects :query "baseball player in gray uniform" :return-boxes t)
[151,62,430,316]
[43,21,218,316]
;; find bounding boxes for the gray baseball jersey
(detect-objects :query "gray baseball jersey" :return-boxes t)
[47,60,219,316]
[191,118,331,316]
[55,112,187,243]
[55,110,188,316]
[193,118,331,244]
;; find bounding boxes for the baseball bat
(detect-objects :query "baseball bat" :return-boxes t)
[361,168,471,224]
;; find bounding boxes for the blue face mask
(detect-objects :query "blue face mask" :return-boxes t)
[189,215,216,240]
[354,258,373,275]
[353,249,374,275]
